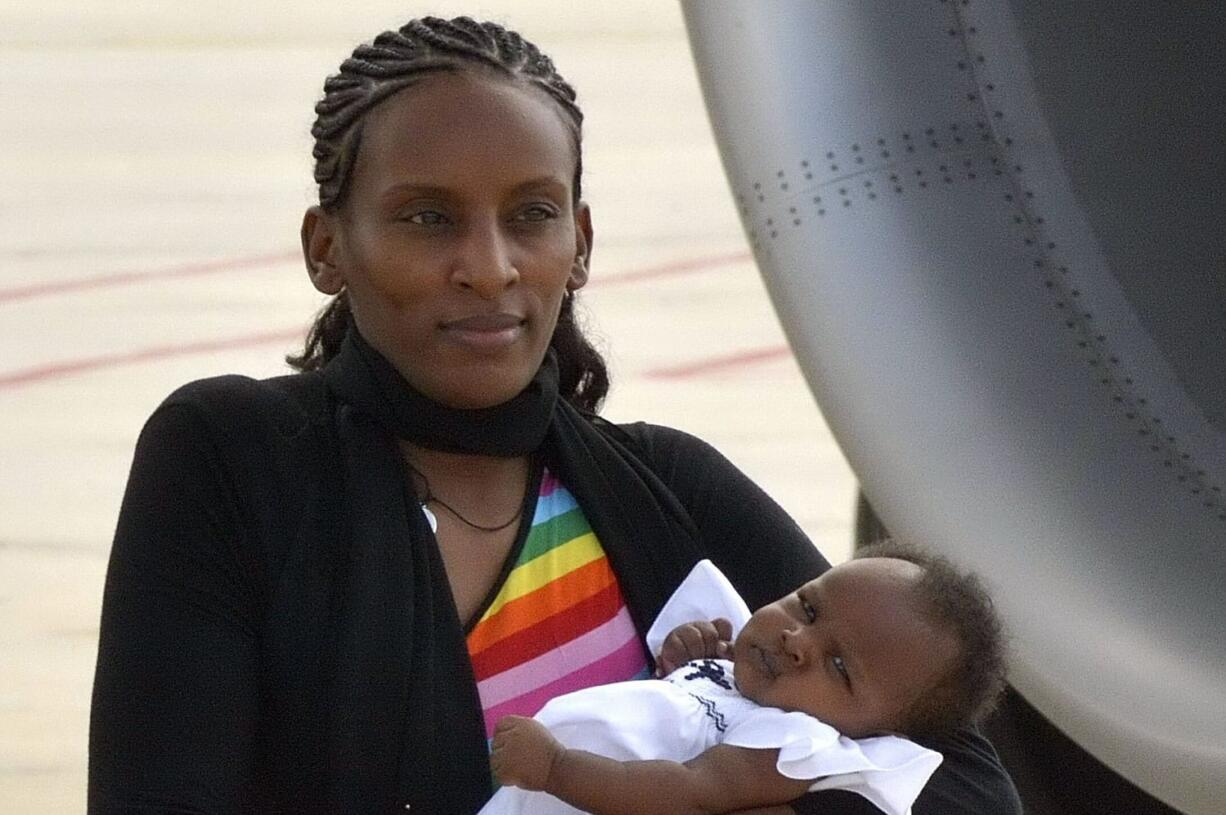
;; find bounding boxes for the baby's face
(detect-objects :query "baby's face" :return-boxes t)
[732,558,957,738]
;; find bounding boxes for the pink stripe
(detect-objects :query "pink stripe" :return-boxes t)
[481,635,646,736]
[0,251,298,305]
[476,606,636,708]
[539,469,560,496]
[645,345,792,379]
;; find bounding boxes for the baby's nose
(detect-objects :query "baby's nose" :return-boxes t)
[780,628,807,666]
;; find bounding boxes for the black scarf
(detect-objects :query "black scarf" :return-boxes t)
[320,328,702,814]
[331,326,558,457]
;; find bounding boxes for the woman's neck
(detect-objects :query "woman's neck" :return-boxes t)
[398,441,534,626]
[398,441,531,515]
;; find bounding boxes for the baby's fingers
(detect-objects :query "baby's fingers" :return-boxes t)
[709,618,734,660]
[657,620,734,676]
[658,624,705,673]
[694,618,733,658]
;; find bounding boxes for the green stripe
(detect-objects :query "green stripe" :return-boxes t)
[518,507,592,565]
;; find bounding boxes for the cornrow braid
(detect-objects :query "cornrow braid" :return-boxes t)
[311,16,583,211]
[288,16,609,412]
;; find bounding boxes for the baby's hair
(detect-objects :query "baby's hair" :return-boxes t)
[287,16,608,411]
[854,539,1007,737]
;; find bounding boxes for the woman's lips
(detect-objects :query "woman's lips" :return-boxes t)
[440,313,525,350]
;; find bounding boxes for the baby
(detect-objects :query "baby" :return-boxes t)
[486,541,1006,815]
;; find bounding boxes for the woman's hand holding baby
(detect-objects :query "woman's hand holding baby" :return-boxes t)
[491,715,564,791]
[655,618,734,676]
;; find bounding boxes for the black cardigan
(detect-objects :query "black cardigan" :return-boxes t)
[89,372,1019,814]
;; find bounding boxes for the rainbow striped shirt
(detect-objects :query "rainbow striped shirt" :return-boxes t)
[467,469,650,746]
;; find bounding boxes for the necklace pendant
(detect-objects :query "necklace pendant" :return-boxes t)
[421,503,438,533]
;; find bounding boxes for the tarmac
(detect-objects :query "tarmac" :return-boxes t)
[0,3,857,810]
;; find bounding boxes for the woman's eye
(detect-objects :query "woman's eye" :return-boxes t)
[405,210,448,226]
[832,655,850,686]
[515,204,559,223]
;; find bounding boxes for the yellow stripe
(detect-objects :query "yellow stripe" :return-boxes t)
[479,532,602,623]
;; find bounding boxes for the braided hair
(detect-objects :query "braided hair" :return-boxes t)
[288,16,609,412]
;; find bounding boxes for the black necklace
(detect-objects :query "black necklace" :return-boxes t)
[406,462,524,534]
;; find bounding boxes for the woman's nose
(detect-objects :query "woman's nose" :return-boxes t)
[451,220,519,297]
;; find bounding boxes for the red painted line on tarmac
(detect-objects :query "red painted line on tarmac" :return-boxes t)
[0,329,302,390]
[0,248,750,305]
[592,250,752,287]
[0,251,300,305]
[644,345,792,379]
[0,250,759,391]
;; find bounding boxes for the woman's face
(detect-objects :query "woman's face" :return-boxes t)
[305,70,591,409]
[732,558,957,738]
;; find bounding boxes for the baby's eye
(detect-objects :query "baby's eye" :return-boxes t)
[832,655,850,686]
[798,594,817,623]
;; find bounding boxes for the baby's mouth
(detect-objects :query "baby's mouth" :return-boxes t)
[755,644,779,680]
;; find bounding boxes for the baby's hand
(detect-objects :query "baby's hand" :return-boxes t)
[490,715,563,792]
[655,618,734,677]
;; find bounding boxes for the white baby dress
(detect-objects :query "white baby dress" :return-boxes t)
[477,560,943,815]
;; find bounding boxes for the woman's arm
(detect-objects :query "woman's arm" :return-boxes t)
[623,424,1022,815]
[492,715,812,815]
[89,401,261,814]
[614,423,829,610]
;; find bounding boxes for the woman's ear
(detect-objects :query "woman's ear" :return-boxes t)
[569,202,594,291]
[301,206,345,295]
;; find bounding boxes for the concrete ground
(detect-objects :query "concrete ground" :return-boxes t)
[0,3,857,810]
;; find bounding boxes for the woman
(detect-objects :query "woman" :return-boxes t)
[88,16,1019,815]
